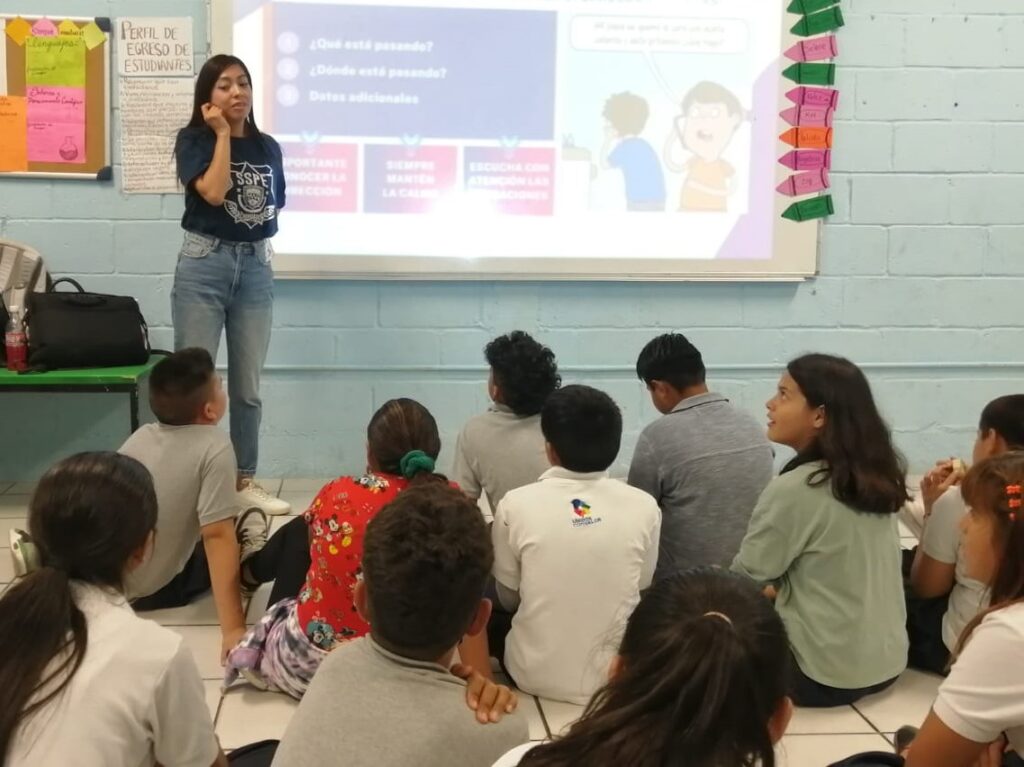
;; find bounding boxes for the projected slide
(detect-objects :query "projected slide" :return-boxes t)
[231,0,787,264]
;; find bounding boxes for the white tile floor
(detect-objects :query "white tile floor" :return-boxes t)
[0,479,938,765]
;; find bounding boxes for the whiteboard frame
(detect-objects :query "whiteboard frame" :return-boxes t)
[211,0,821,282]
[0,13,113,181]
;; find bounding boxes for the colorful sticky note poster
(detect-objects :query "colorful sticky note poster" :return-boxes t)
[0,95,29,171]
[5,17,32,46]
[26,35,86,87]
[82,21,106,50]
[31,19,59,38]
[26,85,86,164]
[58,20,84,38]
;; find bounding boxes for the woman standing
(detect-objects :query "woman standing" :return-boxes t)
[173,54,288,514]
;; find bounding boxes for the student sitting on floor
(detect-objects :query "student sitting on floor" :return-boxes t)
[732,353,909,708]
[227,398,491,697]
[2,453,225,767]
[873,453,1024,767]
[490,384,661,704]
[452,330,560,511]
[906,395,1023,674]
[272,483,526,767]
[119,348,268,663]
[628,332,774,577]
[492,569,794,767]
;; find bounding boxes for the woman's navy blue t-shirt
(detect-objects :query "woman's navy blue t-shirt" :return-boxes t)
[175,126,286,243]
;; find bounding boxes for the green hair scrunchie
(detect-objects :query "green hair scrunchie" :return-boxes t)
[399,449,435,479]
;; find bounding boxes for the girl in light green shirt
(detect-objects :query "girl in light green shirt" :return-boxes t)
[732,353,910,707]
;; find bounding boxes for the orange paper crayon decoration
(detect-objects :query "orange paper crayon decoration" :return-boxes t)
[780,127,833,149]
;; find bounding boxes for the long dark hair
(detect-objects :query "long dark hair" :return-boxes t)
[783,354,909,514]
[520,569,790,767]
[955,451,1024,656]
[183,54,261,137]
[367,398,445,485]
[0,453,158,759]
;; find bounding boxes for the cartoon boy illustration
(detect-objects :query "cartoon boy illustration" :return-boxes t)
[665,82,745,212]
[600,92,667,212]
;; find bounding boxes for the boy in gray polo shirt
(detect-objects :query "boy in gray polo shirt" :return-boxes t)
[452,331,560,510]
[119,349,268,662]
[628,334,773,579]
[273,483,527,767]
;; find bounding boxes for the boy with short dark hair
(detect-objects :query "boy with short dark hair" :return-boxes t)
[491,384,661,704]
[629,333,773,578]
[120,348,268,661]
[273,483,527,767]
[451,331,560,509]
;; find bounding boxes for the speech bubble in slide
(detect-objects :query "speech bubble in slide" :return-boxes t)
[571,16,748,55]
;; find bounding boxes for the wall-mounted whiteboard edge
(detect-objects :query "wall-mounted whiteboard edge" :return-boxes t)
[0,13,112,181]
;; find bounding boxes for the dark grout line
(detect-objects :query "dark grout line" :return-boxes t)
[851,703,892,745]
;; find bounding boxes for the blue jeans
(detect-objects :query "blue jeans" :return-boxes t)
[171,231,273,476]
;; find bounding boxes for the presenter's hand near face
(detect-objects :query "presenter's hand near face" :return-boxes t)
[202,103,231,137]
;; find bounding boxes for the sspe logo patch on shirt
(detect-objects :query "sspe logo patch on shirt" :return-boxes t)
[226,161,277,229]
[571,498,602,528]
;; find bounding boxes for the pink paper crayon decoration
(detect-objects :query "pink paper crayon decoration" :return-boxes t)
[776,169,831,197]
[780,105,835,128]
[784,35,839,62]
[778,149,832,171]
[786,86,840,109]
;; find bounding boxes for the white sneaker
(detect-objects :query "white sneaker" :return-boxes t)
[238,479,291,516]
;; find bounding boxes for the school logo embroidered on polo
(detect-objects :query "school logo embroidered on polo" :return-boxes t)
[570,498,601,528]
[225,161,277,229]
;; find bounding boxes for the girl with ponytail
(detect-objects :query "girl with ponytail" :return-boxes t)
[492,568,793,767]
[226,398,500,704]
[899,452,1024,767]
[2,452,225,766]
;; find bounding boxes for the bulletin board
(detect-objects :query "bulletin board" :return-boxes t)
[0,15,112,180]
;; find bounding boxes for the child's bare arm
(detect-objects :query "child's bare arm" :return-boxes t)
[201,518,247,662]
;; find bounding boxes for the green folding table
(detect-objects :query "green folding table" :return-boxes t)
[0,356,161,432]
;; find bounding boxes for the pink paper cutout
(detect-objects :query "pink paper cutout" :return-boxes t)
[784,36,838,62]
[30,18,58,37]
[780,105,835,128]
[776,169,830,197]
[778,150,832,171]
[786,86,839,109]
[26,85,85,164]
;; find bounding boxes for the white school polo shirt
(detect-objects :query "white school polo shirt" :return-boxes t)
[492,467,661,704]
[934,603,1024,755]
[9,582,219,767]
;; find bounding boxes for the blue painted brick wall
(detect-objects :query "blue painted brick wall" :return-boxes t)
[2,0,1022,480]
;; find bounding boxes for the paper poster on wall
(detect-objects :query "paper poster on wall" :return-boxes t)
[0,95,29,171]
[25,35,86,87]
[120,77,194,192]
[26,85,86,164]
[118,17,194,76]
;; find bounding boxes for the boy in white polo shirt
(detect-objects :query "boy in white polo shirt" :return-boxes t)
[490,384,661,704]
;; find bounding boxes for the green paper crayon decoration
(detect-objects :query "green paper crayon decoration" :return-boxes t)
[782,63,836,86]
[782,195,834,222]
[791,7,845,37]
[787,0,838,14]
